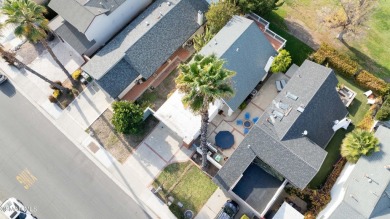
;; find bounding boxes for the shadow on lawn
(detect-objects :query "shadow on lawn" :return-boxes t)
[341,40,390,82]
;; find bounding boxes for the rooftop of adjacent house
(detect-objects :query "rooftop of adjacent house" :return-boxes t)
[49,16,96,55]
[330,125,390,219]
[199,16,277,111]
[82,0,209,85]
[214,60,348,190]
[49,0,125,33]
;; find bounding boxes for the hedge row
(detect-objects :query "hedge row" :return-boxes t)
[311,44,390,95]
[311,44,359,77]
[376,97,390,121]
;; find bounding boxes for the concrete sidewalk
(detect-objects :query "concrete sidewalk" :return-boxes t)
[0,60,175,218]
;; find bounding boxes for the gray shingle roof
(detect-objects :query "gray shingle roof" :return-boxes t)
[96,59,140,98]
[50,17,95,55]
[199,16,277,111]
[82,0,209,81]
[214,60,348,190]
[49,0,124,33]
[330,125,390,219]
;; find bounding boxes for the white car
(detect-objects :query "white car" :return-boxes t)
[0,198,36,219]
[0,74,7,84]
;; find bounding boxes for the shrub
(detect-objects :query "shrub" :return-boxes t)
[52,89,61,99]
[49,80,63,90]
[168,204,184,219]
[376,97,390,121]
[357,110,375,131]
[111,101,144,134]
[271,49,292,73]
[238,101,248,110]
[72,69,82,80]
[355,70,390,95]
[48,95,56,103]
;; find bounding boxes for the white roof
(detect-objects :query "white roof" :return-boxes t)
[154,90,220,144]
[272,202,304,219]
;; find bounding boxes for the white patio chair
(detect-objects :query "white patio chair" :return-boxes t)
[367,99,375,105]
[363,90,373,97]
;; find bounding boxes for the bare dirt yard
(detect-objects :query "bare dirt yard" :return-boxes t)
[88,109,159,163]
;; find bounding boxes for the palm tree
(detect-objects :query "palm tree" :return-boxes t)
[341,129,380,163]
[175,54,235,169]
[1,0,77,86]
[0,46,68,92]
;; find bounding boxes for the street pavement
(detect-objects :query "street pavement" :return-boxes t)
[0,81,151,219]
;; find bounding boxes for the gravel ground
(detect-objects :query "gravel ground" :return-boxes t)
[89,109,159,163]
[16,37,60,65]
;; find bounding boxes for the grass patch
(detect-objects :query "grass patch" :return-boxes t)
[309,128,349,188]
[153,162,217,218]
[267,23,314,65]
[336,75,370,123]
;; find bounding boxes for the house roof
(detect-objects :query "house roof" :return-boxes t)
[48,0,124,33]
[82,0,209,83]
[329,125,390,219]
[272,202,304,219]
[49,16,95,55]
[213,60,348,190]
[199,16,277,111]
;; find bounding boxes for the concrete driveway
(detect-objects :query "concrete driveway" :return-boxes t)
[123,123,193,185]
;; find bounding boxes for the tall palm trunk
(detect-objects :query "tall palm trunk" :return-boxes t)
[0,47,68,93]
[40,39,77,86]
[200,108,209,170]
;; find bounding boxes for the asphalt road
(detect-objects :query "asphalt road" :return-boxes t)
[0,81,151,219]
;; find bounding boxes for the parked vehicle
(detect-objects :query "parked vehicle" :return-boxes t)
[0,198,37,219]
[215,200,240,219]
[0,74,7,85]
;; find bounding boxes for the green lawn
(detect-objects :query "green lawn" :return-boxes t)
[268,24,314,66]
[153,162,217,218]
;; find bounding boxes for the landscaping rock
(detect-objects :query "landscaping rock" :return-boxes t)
[177,202,183,208]
[168,196,175,202]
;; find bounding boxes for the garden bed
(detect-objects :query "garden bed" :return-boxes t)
[136,70,178,111]
[152,161,217,219]
[54,79,87,109]
[88,109,159,163]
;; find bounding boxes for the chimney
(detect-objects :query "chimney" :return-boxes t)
[197,11,204,25]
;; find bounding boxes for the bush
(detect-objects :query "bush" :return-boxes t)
[238,101,248,110]
[72,69,82,80]
[168,204,184,219]
[311,44,359,77]
[49,80,63,90]
[52,89,61,99]
[376,97,390,121]
[357,110,375,131]
[271,49,292,73]
[48,95,56,103]
[111,101,144,134]
[355,70,390,95]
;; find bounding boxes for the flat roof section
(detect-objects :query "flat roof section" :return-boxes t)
[232,163,283,213]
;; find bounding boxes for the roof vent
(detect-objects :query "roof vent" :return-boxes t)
[214,39,218,45]
[297,106,305,113]
[302,130,308,136]
[145,21,149,26]
[267,115,275,125]
[167,1,171,6]
[236,48,239,52]
[286,92,299,101]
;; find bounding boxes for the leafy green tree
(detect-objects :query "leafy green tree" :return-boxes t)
[205,1,239,34]
[341,129,380,163]
[175,54,235,169]
[270,49,292,73]
[231,0,284,15]
[2,0,77,86]
[193,27,214,52]
[111,101,144,134]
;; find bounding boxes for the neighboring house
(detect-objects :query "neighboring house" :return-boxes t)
[327,125,390,219]
[154,15,277,144]
[48,0,152,56]
[213,60,349,217]
[199,15,277,115]
[81,0,209,98]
